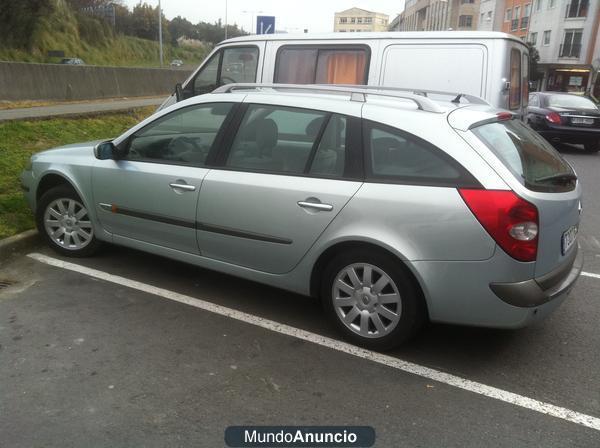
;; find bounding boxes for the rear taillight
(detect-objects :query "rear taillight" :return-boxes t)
[459,189,539,262]
[545,112,562,125]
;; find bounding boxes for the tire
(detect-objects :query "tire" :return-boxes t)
[584,142,600,153]
[36,185,102,257]
[321,249,426,351]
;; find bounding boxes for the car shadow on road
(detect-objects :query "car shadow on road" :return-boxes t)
[87,243,529,374]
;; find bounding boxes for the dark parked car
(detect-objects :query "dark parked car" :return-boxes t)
[527,92,600,152]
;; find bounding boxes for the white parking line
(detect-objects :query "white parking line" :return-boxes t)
[582,271,600,280]
[28,252,600,433]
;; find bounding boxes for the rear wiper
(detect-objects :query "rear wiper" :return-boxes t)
[535,173,578,183]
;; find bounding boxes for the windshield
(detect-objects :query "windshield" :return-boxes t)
[472,120,576,193]
[547,94,598,109]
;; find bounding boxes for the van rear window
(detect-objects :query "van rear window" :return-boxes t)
[275,47,368,85]
[472,120,576,193]
[509,49,521,110]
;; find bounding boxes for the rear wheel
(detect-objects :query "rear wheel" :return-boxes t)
[321,249,426,351]
[36,185,101,257]
[584,142,600,153]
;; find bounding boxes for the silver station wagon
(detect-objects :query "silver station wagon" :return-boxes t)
[20,84,583,350]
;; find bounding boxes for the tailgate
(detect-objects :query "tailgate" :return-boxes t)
[529,190,581,277]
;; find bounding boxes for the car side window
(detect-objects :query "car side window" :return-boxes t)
[275,46,368,85]
[365,121,467,185]
[125,103,234,165]
[309,114,347,177]
[226,104,329,174]
[193,47,258,96]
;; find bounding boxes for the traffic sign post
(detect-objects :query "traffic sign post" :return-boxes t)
[256,15,275,34]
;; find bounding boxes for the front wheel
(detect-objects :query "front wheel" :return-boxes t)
[321,249,426,351]
[36,185,102,257]
[584,142,600,153]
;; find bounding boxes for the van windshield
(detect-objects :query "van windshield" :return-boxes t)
[472,119,576,193]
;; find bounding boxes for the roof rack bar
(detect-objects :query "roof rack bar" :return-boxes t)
[211,83,445,113]
[332,84,490,106]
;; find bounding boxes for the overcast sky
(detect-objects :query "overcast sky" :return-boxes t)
[123,1,406,33]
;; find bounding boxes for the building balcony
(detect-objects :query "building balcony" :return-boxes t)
[520,16,529,30]
[559,43,581,58]
[511,19,519,31]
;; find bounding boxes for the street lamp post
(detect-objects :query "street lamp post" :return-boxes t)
[158,0,163,66]
[225,0,228,40]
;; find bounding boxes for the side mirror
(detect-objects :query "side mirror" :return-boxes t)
[94,141,116,160]
[175,83,184,102]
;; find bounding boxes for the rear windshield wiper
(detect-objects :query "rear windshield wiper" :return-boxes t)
[535,173,578,183]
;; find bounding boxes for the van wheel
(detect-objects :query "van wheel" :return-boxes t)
[584,142,600,153]
[36,185,101,257]
[321,249,426,351]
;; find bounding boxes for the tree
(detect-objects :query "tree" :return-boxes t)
[528,43,543,82]
[0,0,53,47]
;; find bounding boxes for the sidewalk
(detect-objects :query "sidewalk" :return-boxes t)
[0,96,165,122]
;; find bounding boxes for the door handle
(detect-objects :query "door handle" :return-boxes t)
[169,183,196,191]
[297,201,333,212]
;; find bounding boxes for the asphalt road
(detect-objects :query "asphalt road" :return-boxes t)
[0,97,164,122]
[0,146,599,447]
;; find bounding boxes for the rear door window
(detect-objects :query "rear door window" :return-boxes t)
[472,119,576,192]
[364,121,478,187]
[275,46,368,84]
[509,48,522,110]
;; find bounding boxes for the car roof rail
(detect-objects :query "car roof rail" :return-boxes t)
[332,84,491,106]
[211,83,446,113]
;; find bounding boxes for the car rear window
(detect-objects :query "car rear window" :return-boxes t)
[472,119,576,192]
[547,94,597,109]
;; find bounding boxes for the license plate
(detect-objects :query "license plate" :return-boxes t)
[571,117,594,125]
[561,225,578,255]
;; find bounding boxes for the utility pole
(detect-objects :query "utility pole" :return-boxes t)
[158,0,163,67]
[225,0,228,40]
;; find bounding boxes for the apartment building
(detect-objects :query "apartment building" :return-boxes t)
[527,0,600,93]
[333,7,389,32]
[501,0,533,39]
[391,0,481,32]
[478,0,505,32]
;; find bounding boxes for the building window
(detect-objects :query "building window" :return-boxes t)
[357,17,363,24]
[529,32,538,45]
[505,8,512,21]
[566,0,589,18]
[549,0,556,8]
[543,30,551,45]
[365,17,373,23]
[560,29,583,57]
[524,4,531,17]
[515,6,521,18]
[339,17,347,24]
[459,15,473,28]
[461,0,475,3]
[350,17,356,23]
[535,0,543,11]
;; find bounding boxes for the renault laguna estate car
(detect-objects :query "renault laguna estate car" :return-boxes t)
[20,84,583,350]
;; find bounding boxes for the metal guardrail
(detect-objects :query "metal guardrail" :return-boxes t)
[212,83,490,113]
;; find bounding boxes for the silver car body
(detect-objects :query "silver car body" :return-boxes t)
[21,87,582,329]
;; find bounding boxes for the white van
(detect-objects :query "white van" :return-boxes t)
[161,31,529,115]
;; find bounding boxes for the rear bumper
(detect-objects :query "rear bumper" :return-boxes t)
[538,128,600,144]
[489,245,583,307]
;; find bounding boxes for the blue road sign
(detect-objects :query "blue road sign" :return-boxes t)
[256,16,275,34]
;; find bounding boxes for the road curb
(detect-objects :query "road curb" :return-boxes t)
[0,229,40,265]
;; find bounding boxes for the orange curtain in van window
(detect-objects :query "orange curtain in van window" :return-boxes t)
[316,51,367,85]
